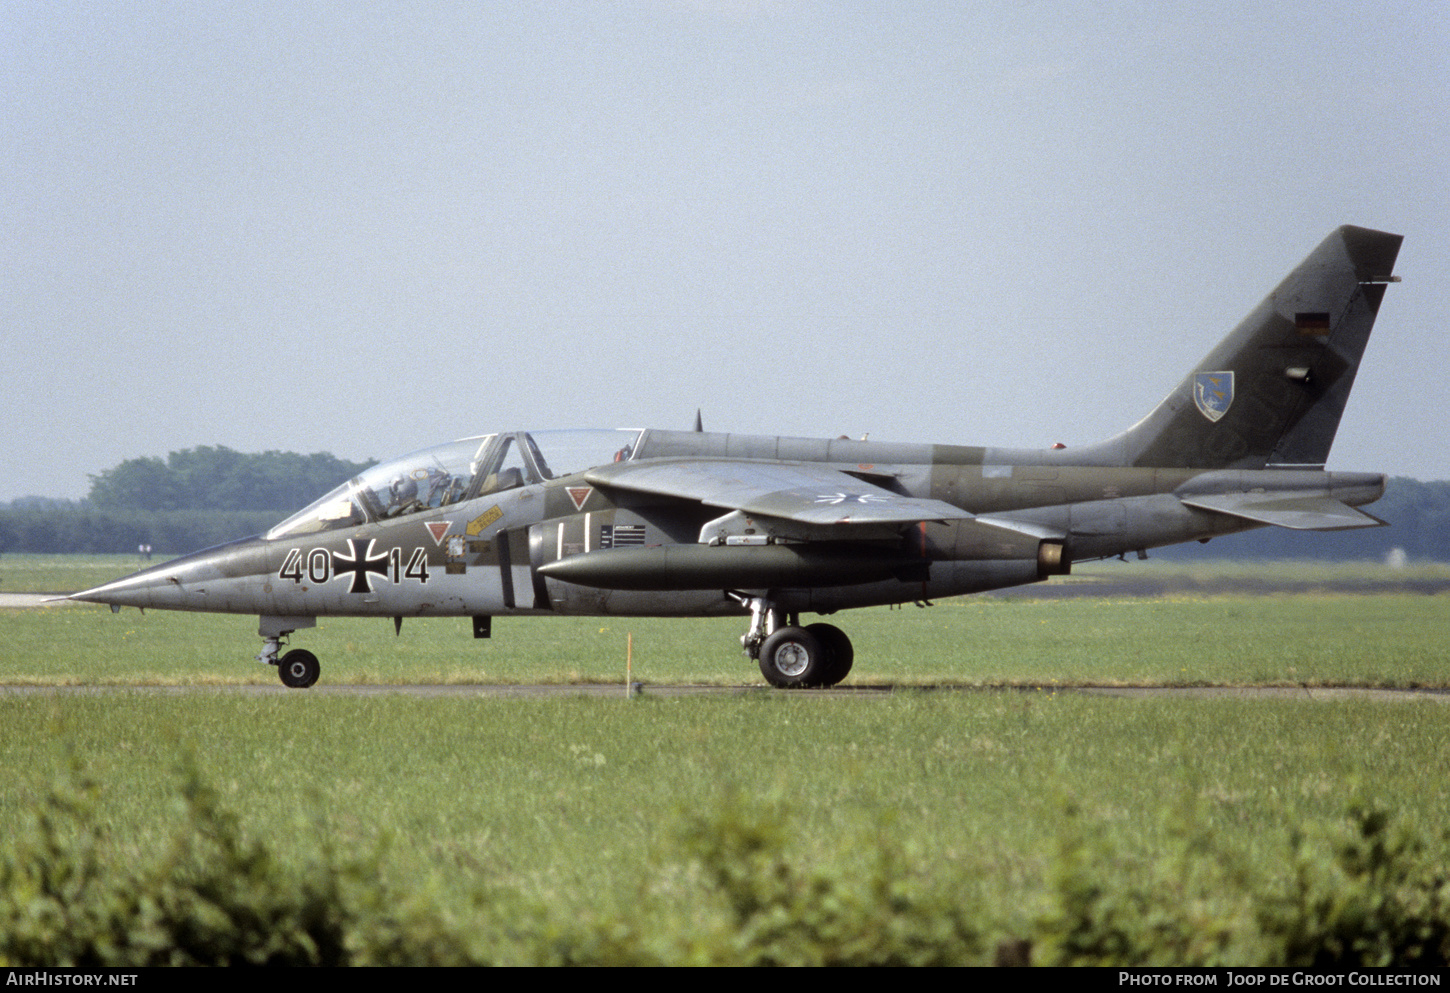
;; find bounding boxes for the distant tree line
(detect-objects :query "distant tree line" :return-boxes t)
[86,446,374,513]
[0,447,374,555]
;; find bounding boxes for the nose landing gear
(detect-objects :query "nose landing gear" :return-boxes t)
[258,615,320,689]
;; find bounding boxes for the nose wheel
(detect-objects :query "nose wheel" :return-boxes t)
[277,649,321,689]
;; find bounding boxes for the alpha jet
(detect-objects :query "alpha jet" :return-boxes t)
[73,226,1402,689]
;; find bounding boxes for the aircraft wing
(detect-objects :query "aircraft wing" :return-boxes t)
[584,459,973,526]
[1178,493,1385,531]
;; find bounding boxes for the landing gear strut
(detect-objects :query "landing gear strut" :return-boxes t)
[729,593,854,689]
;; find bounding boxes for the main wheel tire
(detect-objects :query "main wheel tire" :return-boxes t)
[278,649,320,689]
[805,623,854,686]
[757,626,828,688]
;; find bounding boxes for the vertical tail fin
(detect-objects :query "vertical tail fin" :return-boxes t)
[1093,225,1402,469]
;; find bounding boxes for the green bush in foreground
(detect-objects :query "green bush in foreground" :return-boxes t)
[670,793,985,966]
[0,760,984,966]
[1263,806,1450,967]
[0,755,356,965]
[2,759,1448,966]
[1036,802,1450,967]
[1035,803,1267,965]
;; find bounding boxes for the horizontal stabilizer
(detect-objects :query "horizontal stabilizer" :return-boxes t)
[1178,493,1385,531]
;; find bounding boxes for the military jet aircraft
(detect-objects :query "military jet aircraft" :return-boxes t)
[73,225,1402,689]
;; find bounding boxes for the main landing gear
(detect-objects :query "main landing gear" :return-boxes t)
[731,594,854,689]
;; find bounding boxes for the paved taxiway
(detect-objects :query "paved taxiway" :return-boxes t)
[0,683,1444,702]
[0,593,69,608]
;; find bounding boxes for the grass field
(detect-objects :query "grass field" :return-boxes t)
[3,554,1449,963]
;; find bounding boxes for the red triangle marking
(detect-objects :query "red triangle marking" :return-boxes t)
[567,487,592,511]
[425,521,451,545]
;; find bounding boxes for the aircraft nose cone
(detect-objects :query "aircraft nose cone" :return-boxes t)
[72,568,175,609]
[71,535,271,612]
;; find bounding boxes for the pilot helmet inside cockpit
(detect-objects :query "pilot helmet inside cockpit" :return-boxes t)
[387,474,419,514]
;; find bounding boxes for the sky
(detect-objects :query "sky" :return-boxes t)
[4,1,1446,503]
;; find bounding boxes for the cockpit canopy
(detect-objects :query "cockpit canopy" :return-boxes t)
[267,429,640,540]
